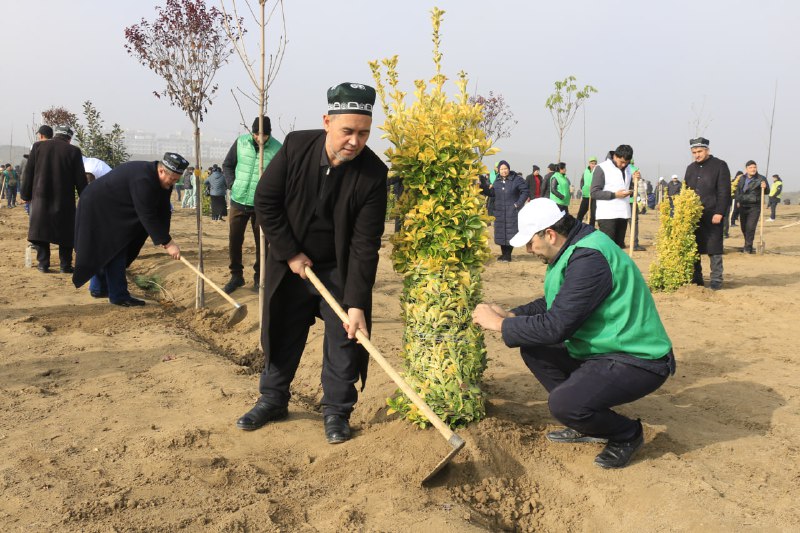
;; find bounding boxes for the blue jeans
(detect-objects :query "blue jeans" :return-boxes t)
[89,250,130,302]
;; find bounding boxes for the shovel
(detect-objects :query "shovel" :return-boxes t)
[179,256,248,327]
[629,175,639,256]
[304,266,465,484]
[758,185,766,254]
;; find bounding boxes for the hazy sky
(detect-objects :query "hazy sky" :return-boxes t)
[2,0,798,188]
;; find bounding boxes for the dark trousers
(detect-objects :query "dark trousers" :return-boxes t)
[730,201,740,225]
[210,195,226,219]
[769,197,779,219]
[259,268,362,417]
[174,185,183,202]
[739,204,761,251]
[576,197,596,226]
[30,240,72,269]
[692,254,723,286]
[723,203,731,237]
[88,249,130,302]
[597,218,628,248]
[521,345,667,442]
[228,205,260,278]
[5,185,16,206]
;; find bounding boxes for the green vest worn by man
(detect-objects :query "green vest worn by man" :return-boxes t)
[550,172,570,206]
[581,167,593,198]
[544,229,672,360]
[231,134,282,207]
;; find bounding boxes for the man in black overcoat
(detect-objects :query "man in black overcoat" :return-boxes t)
[236,83,388,444]
[72,153,189,306]
[683,137,731,290]
[20,125,86,273]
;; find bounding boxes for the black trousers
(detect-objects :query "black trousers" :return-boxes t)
[228,205,260,277]
[258,268,362,417]
[210,195,226,219]
[30,240,72,269]
[597,218,628,248]
[768,197,779,219]
[500,244,513,259]
[521,345,667,442]
[576,197,596,226]
[739,204,761,251]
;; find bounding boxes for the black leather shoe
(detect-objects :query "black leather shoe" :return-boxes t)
[633,245,646,252]
[59,265,74,273]
[236,402,288,431]
[546,427,607,444]
[594,426,644,469]
[37,265,50,273]
[324,414,352,444]
[90,290,109,299]
[223,274,245,294]
[111,296,146,307]
[710,282,722,291]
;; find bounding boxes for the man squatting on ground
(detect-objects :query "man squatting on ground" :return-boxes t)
[472,198,675,469]
[72,153,189,306]
[221,117,282,294]
[684,137,730,288]
[236,83,388,444]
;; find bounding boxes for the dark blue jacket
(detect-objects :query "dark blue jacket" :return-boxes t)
[485,172,528,246]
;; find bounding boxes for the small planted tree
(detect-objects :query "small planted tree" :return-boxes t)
[649,188,703,292]
[370,7,496,428]
[468,91,517,146]
[125,0,237,308]
[41,106,78,130]
[74,101,129,167]
[545,76,597,162]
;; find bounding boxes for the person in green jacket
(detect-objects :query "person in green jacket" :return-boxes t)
[473,198,674,469]
[767,174,782,222]
[549,162,571,214]
[575,156,597,225]
[221,116,282,293]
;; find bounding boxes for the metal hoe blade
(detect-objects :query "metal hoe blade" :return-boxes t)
[421,434,465,485]
[226,304,248,327]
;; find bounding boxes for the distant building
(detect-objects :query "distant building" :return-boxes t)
[124,130,232,167]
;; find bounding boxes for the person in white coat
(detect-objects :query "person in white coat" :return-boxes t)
[590,145,639,248]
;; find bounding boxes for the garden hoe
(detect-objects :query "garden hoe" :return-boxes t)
[179,256,248,327]
[304,266,465,485]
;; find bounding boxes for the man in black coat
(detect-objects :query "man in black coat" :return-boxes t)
[683,138,731,290]
[236,83,388,444]
[734,160,768,254]
[20,125,86,273]
[72,153,189,306]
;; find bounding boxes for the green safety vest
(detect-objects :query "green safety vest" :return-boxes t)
[231,134,282,206]
[543,230,672,360]
[581,167,593,198]
[550,172,570,206]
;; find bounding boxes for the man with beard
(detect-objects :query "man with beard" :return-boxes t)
[472,198,674,469]
[236,83,388,445]
[72,153,189,306]
[591,145,639,248]
[20,125,86,273]
[684,138,731,288]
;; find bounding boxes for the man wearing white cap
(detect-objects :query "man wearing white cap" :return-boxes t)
[472,198,674,469]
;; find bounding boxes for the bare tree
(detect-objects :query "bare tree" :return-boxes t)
[220,0,287,333]
[545,76,597,162]
[124,0,238,308]
[468,91,517,145]
[689,96,713,138]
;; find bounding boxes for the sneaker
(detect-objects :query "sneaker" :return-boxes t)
[633,245,646,252]
[223,274,245,294]
[546,427,608,444]
[767,218,776,222]
[59,265,74,274]
[710,281,722,291]
[594,424,644,469]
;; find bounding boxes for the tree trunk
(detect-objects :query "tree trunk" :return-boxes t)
[258,0,267,340]
[193,122,205,308]
[557,133,563,163]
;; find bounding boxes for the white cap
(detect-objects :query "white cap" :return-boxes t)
[509,198,566,247]
[659,176,665,181]
[671,174,678,180]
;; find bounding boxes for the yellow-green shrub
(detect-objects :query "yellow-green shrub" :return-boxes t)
[370,7,496,428]
[649,188,703,292]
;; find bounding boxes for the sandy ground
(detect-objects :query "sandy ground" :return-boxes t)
[1,197,799,532]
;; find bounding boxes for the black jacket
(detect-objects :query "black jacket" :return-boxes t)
[736,173,768,206]
[21,137,87,246]
[254,130,388,383]
[72,161,172,288]
[684,155,731,255]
